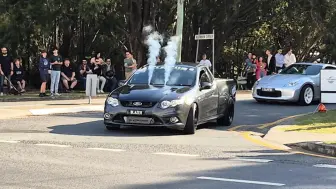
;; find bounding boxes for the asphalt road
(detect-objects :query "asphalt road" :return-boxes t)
[0,94,335,189]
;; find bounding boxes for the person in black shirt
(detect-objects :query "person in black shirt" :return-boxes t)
[12,59,26,92]
[0,47,14,96]
[39,50,50,97]
[50,47,63,96]
[61,59,77,92]
[93,58,106,93]
[102,58,117,92]
[78,59,92,90]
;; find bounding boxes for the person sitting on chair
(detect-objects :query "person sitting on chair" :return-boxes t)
[12,58,26,92]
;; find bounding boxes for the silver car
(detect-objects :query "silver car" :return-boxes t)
[252,63,336,105]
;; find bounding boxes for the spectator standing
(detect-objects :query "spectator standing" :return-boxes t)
[103,58,117,92]
[78,59,92,90]
[124,51,137,80]
[284,49,296,67]
[245,53,256,90]
[275,49,285,72]
[91,52,104,64]
[265,49,276,75]
[12,58,26,92]
[256,57,267,80]
[39,50,50,97]
[93,58,106,93]
[50,47,63,96]
[0,47,14,96]
[61,59,77,92]
[199,54,212,69]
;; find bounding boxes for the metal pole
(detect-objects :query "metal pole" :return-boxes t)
[195,27,200,63]
[176,0,184,62]
[89,77,92,104]
[212,29,215,75]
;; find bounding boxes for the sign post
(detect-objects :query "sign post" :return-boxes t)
[320,69,336,103]
[195,30,215,74]
[86,74,98,104]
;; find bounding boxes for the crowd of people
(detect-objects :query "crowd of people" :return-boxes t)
[38,47,130,97]
[0,46,137,97]
[244,48,297,89]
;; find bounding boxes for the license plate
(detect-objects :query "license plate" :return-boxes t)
[124,116,153,124]
[262,88,274,92]
[128,110,144,115]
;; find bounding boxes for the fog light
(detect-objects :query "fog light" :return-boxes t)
[170,117,179,123]
[104,113,111,119]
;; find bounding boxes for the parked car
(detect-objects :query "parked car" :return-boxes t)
[104,62,237,134]
[252,63,336,105]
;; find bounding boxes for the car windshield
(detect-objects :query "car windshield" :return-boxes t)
[128,65,197,86]
[279,64,323,75]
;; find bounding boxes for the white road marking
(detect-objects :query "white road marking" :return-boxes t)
[197,176,285,186]
[313,164,336,169]
[153,152,199,157]
[232,158,273,163]
[0,140,19,143]
[87,148,125,152]
[35,143,71,148]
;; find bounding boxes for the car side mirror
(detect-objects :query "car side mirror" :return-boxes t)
[118,80,126,86]
[200,82,212,90]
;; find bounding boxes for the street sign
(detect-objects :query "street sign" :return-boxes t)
[195,34,214,40]
[86,74,98,104]
[194,29,215,75]
[320,69,336,103]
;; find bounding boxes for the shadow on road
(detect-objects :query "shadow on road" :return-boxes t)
[48,120,187,137]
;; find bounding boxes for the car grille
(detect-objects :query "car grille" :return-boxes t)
[112,114,163,125]
[257,89,282,97]
[120,101,156,108]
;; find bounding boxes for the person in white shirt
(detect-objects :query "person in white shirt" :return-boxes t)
[199,54,212,68]
[275,49,284,72]
[284,49,296,67]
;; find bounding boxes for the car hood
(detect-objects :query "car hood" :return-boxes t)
[110,84,193,102]
[259,74,308,85]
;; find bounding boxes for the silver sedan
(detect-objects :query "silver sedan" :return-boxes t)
[252,63,336,105]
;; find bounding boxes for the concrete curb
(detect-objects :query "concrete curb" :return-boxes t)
[29,105,104,116]
[288,142,336,157]
[0,95,106,102]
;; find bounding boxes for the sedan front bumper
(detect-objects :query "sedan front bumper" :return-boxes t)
[252,84,301,102]
[104,103,190,130]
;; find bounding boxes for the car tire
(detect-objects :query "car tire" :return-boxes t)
[183,103,197,135]
[217,103,234,126]
[298,85,314,106]
[105,124,120,131]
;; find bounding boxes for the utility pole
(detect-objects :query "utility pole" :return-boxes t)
[176,0,184,62]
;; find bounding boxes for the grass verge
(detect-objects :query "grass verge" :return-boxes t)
[280,110,336,134]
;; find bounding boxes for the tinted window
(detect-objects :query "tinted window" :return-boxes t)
[129,66,197,86]
[279,64,323,75]
[324,66,336,69]
[200,72,210,83]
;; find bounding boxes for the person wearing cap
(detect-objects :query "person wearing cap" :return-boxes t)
[275,49,285,73]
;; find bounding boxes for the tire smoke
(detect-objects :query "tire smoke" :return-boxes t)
[163,36,179,85]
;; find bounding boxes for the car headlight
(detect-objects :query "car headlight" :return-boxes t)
[106,97,119,107]
[286,81,299,87]
[160,99,184,109]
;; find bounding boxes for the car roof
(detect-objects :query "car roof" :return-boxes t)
[294,62,335,67]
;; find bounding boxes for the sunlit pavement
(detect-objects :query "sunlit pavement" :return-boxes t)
[0,95,335,188]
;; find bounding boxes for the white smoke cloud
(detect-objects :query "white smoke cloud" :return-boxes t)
[163,36,179,85]
[145,31,163,84]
